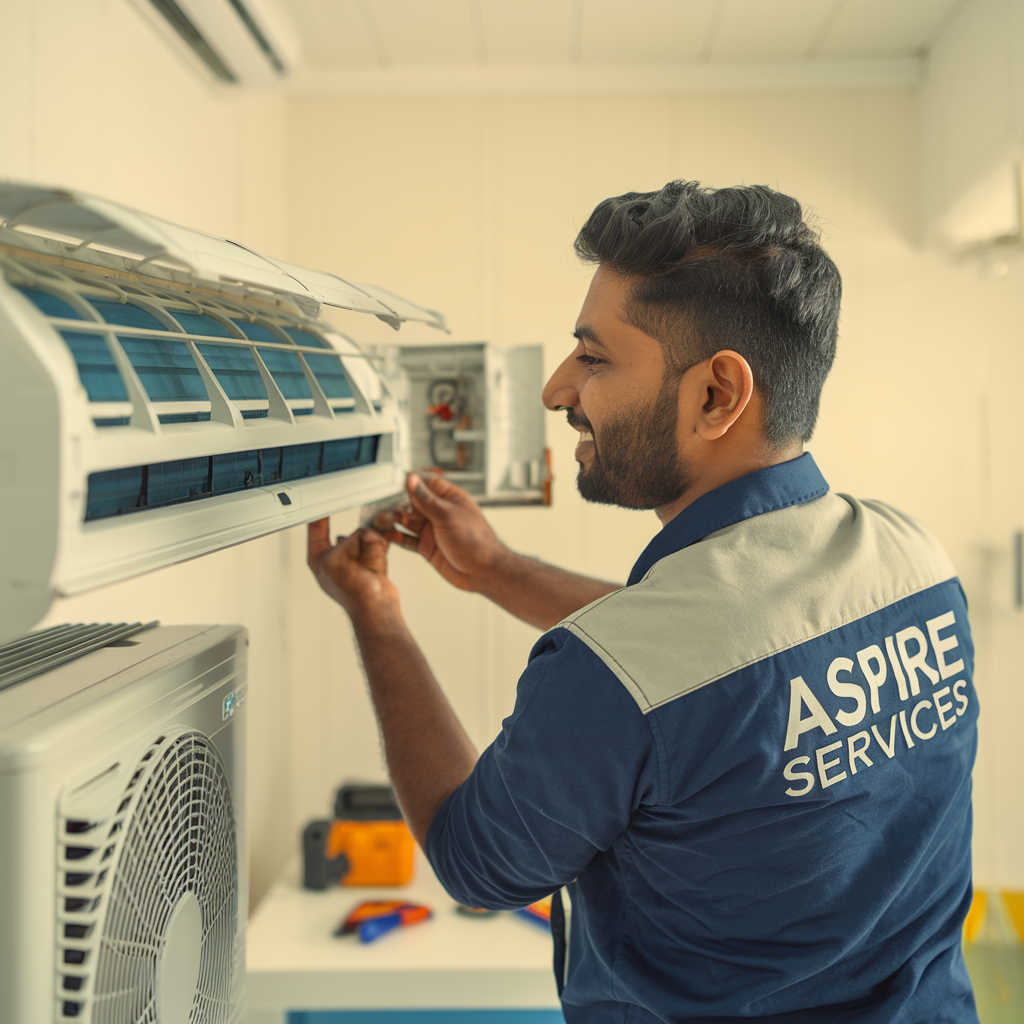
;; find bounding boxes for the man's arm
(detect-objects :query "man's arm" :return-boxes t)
[378,473,622,630]
[307,520,477,846]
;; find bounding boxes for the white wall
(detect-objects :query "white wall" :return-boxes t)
[0,0,292,909]
[921,0,1024,242]
[286,88,1024,890]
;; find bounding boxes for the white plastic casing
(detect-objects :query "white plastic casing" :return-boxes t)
[0,183,445,644]
[0,625,248,1024]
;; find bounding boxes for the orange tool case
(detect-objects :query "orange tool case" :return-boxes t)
[303,785,416,889]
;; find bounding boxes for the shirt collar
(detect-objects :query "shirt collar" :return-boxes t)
[627,452,829,586]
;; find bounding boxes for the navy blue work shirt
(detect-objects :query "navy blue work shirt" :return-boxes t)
[426,454,979,1024]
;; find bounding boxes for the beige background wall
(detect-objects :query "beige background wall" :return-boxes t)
[286,88,1023,892]
[2,1,1021,910]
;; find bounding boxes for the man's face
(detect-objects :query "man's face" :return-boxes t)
[542,266,692,510]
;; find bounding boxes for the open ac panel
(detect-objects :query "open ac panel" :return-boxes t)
[376,342,550,507]
[0,623,249,1024]
[0,182,448,646]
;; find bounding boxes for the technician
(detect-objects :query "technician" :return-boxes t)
[307,181,980,1023]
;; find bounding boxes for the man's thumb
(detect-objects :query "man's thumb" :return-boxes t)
[407,473,449,520]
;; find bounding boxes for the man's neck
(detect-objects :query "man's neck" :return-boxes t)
[655,441,805,526]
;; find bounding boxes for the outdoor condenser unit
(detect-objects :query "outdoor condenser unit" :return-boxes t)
[0,622,249,1024]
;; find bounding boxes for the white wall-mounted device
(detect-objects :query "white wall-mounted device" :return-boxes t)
[378,342,550,507]
[127,0,302,87]
[0,622,248,1024]
[0,182,447,646]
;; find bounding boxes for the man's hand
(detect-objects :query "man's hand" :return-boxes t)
[307,519,400,621]
[306,516,477,849]
[375,473,509,593]
[376,472,623,630]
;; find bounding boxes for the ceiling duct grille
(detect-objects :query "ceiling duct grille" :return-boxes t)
[148,0,238,83]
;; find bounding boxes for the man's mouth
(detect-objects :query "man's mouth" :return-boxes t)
[575,428,594,459]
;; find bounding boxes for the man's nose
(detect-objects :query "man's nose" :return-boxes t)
[542,352,580,412]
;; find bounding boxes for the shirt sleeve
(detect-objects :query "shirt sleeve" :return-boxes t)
[424,627,661,909]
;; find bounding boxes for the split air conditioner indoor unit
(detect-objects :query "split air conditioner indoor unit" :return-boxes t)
[127,0,302,87]
[0,184,549,647]
[0,182,448,646]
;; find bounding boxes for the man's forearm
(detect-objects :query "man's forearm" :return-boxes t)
[349,605,478,847]
[477,548,622,630]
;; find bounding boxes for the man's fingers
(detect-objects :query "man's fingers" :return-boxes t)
[307,518,332,567]
[307,524,400,613]
[406,473,447,518]
[324,527,385,563]
[380,528,416,550]
[358,528,390,573]
[371,504,416,533]
[421,472,472,506]
[392,507,427,533]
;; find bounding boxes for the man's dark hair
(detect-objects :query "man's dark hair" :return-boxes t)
[574,181,841,445]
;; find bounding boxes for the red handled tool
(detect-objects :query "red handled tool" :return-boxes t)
[335,900,432,943]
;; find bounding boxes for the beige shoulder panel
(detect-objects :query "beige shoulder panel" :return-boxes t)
[557,493,957,713]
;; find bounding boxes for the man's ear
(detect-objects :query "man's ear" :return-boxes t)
[693,350,754,441]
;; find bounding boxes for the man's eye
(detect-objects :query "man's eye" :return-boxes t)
[576,354,605,367]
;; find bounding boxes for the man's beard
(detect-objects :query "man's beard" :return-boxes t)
[571,376,692,510]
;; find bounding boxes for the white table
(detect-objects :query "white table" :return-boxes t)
[246,853,563,1024]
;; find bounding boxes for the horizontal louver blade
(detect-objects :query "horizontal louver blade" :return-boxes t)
[85,435,381,520]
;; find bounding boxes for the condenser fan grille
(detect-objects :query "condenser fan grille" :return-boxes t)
[61,730,238,1023]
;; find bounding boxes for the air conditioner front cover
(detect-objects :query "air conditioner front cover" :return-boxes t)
[0,183,447,329]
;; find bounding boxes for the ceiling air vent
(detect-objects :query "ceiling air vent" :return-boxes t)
[131,0,301,88]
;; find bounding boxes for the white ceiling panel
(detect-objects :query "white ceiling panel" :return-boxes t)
[285,0,382,68]
[711,0,838,59]
[579,0,720,63]
[817,0,963,55]
[366,0,478,66]
[279,0,952,75]
[477,0,575,64]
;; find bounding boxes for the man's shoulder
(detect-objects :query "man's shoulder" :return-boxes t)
[556,491,961,713]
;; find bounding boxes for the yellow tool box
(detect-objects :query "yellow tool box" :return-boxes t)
[303,784,416,889]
